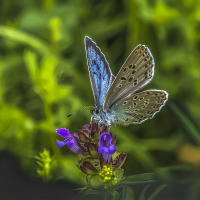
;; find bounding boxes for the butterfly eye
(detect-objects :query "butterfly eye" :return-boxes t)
[96,109,99,114]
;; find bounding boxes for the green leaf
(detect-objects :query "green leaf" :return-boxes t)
[0,26,50,54]
[89,175,104,187]
[113,169,124,182]
[120,186,134,200]
[147,184,167,200]
[112,151,122,161]
[138,185,150,200]
[111,191,121,200]
[169,101,200,147]
[121,173,155,185]
[153,2,179,26]
[24,50,38,83]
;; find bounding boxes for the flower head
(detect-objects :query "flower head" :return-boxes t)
[56,128,81,154]
[55,123,127,188]
[98,132,117,163]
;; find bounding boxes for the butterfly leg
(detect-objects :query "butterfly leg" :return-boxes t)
[108,125,111,133]
[89,116,93,138]
[98,122,101,133]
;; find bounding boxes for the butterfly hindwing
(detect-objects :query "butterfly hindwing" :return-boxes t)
[85,36,114,107]
[110,90,168,125]
[103,45,154,111]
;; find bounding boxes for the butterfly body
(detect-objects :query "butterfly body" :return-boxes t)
[85,36,168,126]
[91,106,113,125]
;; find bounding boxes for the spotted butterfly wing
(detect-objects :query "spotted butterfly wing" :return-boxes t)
[103,45,154,110]
[102,44,168,125]
[109,90,168,125]
[85,36,115,108]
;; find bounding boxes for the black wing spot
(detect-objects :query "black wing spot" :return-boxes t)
[132,114,137,117]
[128,77,133,82]
[125,118,129,121]
[135,51,138,53]
[129,64,132,68]
[134,109,139,112]
[139,97,144,101]
[118,84,122,88]
[127,106,131,109]
[153,105,159,108]
[158,100,163,103]
[132,64,136,69]
[93,60,97,65]
[123,68,127,72]
[132,70,136,74]
[134,82,137,86]
[145,99,149,102]
[123,101,127,105]
[121,77,126,80]
[142,106,146,109]
[144,58,147,61]
[146,92,151,95]
[145,102,149,105]
[133,95,138,100]
[133,102,137,107]
[155,93,158,96]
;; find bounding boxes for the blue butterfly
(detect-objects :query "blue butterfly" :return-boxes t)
[85,36,168,126]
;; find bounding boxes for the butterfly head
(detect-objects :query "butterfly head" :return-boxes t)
[91,106,113,126]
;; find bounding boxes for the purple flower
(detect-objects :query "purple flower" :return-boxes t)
[56,128,81,154]
[98,132,117,163]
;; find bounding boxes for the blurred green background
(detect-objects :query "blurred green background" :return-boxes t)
[1,0,200,196]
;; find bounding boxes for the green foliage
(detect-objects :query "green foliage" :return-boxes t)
[35,149,56,182]
[1,0,200,198]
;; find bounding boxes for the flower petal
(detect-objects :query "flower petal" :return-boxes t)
[56,128,72,138]
[65,138,81,154]
[108,144,117,154]
[64,138,73,148]
[56,140,65,148]
[98,147,104,155]
[98,132,112,147]
[102,151,112,163]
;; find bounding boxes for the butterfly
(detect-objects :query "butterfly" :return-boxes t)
[85,36,168,126]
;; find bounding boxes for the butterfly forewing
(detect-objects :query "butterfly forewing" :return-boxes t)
[110,90,168,125]
[85,36,114,107]
[103,45,154,111]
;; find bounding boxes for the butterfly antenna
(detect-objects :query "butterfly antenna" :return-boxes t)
[67,106,93,117]
[83,113,91,123]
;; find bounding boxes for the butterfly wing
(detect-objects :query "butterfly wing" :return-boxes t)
[103,44,154,111]
[110,90,168,125]
[85,36,115,107]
